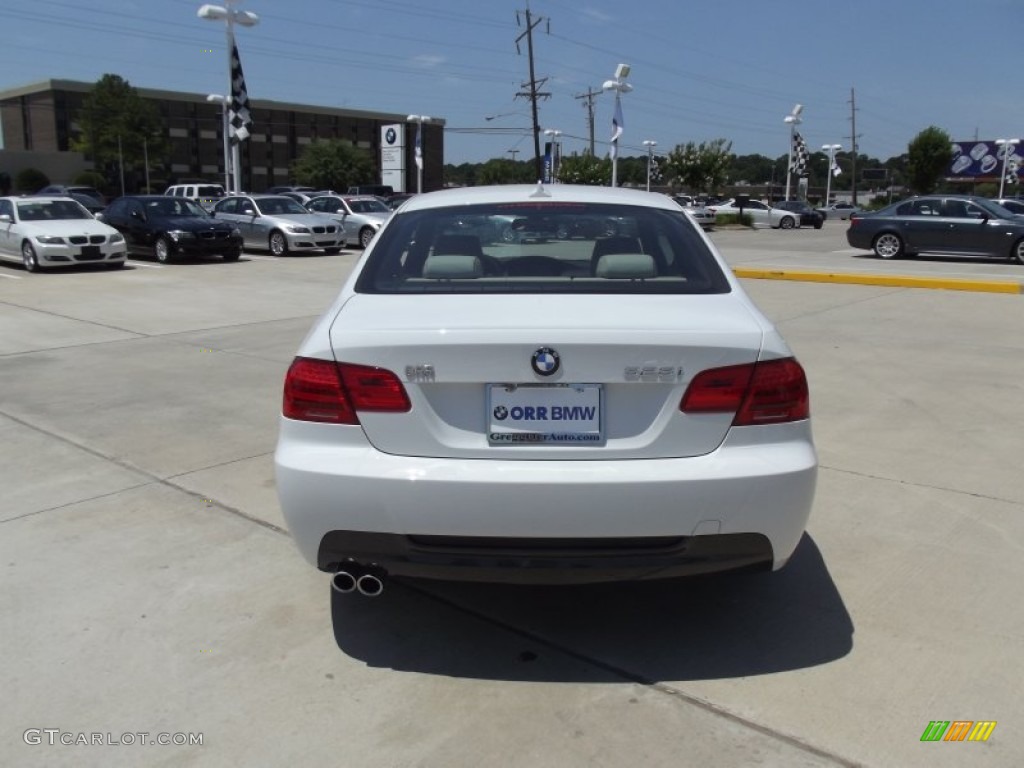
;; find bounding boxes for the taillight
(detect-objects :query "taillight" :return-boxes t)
[681,358,809,426]
[282,357,409,424]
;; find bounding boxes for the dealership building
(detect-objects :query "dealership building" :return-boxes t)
[0,79,444,193]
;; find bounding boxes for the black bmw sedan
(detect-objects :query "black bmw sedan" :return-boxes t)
[101,195,243,263]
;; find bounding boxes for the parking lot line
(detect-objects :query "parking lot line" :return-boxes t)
[733,267,1023,294]
[0,272,23,279]
[126,261,164,269]
[243,255,278,261]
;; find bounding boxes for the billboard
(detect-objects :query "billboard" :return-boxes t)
[948,140,1022,180]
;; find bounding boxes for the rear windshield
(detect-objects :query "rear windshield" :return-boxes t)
[197,186,224,198]
[355,202,730,295]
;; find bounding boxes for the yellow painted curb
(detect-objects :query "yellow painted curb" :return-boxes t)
[732,268,1022,294]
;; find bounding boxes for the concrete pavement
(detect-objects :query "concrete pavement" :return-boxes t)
[1,237,1021,767]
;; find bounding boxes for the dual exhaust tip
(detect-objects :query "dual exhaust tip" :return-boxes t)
[331,564,385,597]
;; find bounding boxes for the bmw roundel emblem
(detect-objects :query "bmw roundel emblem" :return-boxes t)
[385,127,397,144]
[531,347,560,376]
[493,405,508,420]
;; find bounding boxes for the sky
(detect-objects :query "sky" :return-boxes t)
[1,0,1021,164]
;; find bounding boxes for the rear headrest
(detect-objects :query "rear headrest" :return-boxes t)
[422,254,483,279]
[594,252,657,279]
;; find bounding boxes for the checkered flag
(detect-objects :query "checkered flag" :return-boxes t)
[1007,159,1020,186]
[650,156,663,183]
[831,157,842,177]
[228,42,252,144]
[790,131,809,177]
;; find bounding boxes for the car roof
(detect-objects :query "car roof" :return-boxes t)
[396,184,680,214]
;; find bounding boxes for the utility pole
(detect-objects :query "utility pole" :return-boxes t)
[507,149,520,162]
[575,87,601,155]
[515,6,550,182]
[847,87,862,206]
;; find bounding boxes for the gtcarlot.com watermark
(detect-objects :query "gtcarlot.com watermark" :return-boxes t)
[24,729,203,747]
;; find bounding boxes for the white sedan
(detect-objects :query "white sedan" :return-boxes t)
[0,196,127,272]
[274,184,817,596]
[707,199,801,229]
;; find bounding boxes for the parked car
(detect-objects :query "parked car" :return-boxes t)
[385,193,416,210]
[266,185,317,195]
[991,197,1024,215]
[210,194,344,256]
[816,202,860,221]
[37,184,105,204]
[100,195,243,263]
[40,191,106,215]
[0,196,126,272]
[706,199,800,229]
[777,200,824,229]
[846,195,1024,263]
[305,194,392,248]
[279,190,333,206]
[347,184,394,198]
[164,183,227,212]
[274,184,817,594]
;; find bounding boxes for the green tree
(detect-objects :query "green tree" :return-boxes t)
[15,167,49,193]
[557,154,610,186]
[291,139,374,191]
[72,74,166,193]
[476,158,535,185]
[906,126,952,194]
[664,139,733,193]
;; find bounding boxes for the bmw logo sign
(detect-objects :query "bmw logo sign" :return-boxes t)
[385,127,397,145]
[531,347,560,377]
[493,405,508,420]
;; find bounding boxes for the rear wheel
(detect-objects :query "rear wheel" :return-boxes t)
[779,216,796,230]
[873,232,903,259]
[223,250,241,262]
[359,227,375,249]
[1012,238,1024,265]
[154,236,173,264]
[269,231,288,256]
[21,241,40,272]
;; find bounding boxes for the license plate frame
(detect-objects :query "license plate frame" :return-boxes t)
[487,383,604,446]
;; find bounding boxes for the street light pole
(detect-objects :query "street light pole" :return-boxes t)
[407,115,431,194]
[603,63,632,188]
[544,128,562,183]
[643,140,657,192]
[783,104,803,202]
[198,1,259,194]
[207,94,231,191]
[995,138,1020,198]
[822,143,842,207]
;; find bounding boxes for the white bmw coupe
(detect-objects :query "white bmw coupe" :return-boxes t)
[274,184,817,596]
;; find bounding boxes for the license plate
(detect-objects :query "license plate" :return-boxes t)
[487,384,603,446]
[78,245,102,260]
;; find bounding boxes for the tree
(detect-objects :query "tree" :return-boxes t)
[906,126,952,194]
[291,139,374,191]
[72,74,166,193]
[15,167,49,193]
[476,158,535,185]
[557,154,610,186]
[664,139,733,193]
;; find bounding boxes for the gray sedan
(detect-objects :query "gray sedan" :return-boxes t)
[305,195,392,248]
[211,195,344,256]
[846,195,1024,263]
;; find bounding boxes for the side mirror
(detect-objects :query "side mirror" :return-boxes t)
[243,208,256,216]
[0,213,11,223]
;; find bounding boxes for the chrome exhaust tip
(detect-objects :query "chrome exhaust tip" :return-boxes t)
[356,572,384,597]
[331,570,357,594]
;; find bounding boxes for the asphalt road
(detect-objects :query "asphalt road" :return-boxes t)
[1,225,1022,767]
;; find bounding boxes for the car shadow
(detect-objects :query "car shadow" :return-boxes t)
[850,251,1015,265]
[330,534,852,683]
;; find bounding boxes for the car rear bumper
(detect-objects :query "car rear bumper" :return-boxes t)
[274,419,817,584]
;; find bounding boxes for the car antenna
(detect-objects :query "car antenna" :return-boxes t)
[529,180,551,198]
